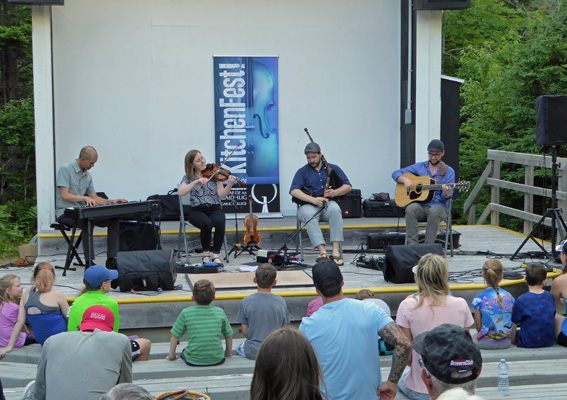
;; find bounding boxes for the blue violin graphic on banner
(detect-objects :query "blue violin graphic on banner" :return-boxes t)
[213,56,279,186]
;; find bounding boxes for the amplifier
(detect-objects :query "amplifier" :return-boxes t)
[338,189,362,218]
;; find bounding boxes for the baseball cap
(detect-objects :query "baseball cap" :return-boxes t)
[84,265,119,289]
[427,139,445,152]
[312,260,343,290]
[413,324,482,384]
[79,305,115,332]
[304,142,321,154]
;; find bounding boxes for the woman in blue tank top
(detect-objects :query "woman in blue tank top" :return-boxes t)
[17,263,69,346]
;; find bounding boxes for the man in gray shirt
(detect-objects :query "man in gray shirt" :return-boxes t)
[56,146,127,268]
[236,263,290,359]
[33,305,133,400]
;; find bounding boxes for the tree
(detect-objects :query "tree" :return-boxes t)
[443,0,567,230]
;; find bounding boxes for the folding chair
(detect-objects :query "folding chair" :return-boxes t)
[404,200,454,257]
[177,192,229,264]
[50,222,84,276]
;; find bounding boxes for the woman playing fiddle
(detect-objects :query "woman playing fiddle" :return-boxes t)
[178,150,236,264]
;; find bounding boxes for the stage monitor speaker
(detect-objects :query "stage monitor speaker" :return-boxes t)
[119,221,159,252]
[536,95,567,146]
[115,250,176,292]
[384,244,444,284]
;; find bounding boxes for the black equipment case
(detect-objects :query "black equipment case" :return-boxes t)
[363,199,405,218]
[115,250,177,292]
[147,188,191,221]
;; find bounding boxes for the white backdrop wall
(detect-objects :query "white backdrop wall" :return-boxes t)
[37,0,403,228]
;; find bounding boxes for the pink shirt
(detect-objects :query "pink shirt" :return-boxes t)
[396,295,474,394]
[0,301,26,348]
[306,297,323,317]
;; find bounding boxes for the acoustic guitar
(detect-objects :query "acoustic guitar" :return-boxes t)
[394,173,470,208]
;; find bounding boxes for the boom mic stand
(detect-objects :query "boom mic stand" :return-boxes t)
[511,145,567,260]
[273,204,326,269]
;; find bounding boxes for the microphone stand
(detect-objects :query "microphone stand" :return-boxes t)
[227,198,243,259]
[273,203,326,269]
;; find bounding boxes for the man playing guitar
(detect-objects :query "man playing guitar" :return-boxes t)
[290,142,352,266]
[392,139,455,245]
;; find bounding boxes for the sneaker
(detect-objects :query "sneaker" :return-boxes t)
[22,380,34,400]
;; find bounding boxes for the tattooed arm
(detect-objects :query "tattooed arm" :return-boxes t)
[376,322,412,400]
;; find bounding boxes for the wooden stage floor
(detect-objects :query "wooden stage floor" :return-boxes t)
[27,220,563,330]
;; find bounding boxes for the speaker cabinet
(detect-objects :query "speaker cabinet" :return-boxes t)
[119,221,160,252]
[536,95,567,146]
[384,244,444,284]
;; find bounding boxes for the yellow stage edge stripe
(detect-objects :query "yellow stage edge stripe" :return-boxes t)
[64,272,557,305]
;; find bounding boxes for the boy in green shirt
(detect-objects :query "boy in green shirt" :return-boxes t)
[167,279,233,366]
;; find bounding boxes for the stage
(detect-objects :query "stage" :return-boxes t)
[29,217,562,336]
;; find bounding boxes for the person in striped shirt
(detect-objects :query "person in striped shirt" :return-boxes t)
[166,279,233,366]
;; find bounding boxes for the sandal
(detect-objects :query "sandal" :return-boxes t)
[212,255,222,264]
[202,255,211,264]
[316,254,330,262]
[330,255,344,266]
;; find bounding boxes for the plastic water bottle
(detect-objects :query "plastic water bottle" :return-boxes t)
[498,359,509,392]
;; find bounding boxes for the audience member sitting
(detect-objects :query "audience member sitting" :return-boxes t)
[167,279,233,366]
[306,296,323,317]
[413,324,483,400]
[512,262,556,348]
[551,240,567,347]
[250,327,325,400]
[236,264,290,359]
[102,383,153,400]
[354,289,393,355]
[68,265,151,360]
[396,253,474,400]
[299,260,411,400]
[0,274,36,358]
[34,305,133,400]
[471,260,515,349]
[9,263,69,350]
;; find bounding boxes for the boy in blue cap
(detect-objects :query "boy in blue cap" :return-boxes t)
[67,265,151,360]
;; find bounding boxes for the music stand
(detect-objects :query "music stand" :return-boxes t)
[511,145,567,260]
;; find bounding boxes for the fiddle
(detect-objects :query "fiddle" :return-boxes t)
[202,163,246,186]
[243,195,261,245]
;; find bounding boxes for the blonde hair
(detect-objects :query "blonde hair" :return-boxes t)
[184,150,201,180]
[33,263,56,293]
[414,254,450,310]
[482,259,504,306]
[0,274,20,305]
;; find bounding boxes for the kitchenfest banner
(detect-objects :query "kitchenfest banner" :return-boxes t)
[213,56,280,214]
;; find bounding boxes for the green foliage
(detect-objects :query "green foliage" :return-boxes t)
[443,0,567,231]
[0,3,34,258]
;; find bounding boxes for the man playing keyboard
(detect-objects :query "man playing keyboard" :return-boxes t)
[56,146,127,269]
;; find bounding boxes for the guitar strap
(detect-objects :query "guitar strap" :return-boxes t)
[436,161,448,184]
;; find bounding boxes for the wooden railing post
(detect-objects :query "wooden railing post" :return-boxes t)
[491,161,501,227]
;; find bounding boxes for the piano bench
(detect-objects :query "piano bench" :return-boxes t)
[50,223,84,276]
